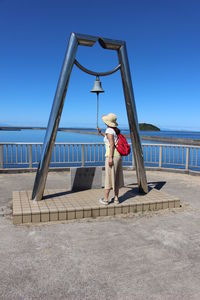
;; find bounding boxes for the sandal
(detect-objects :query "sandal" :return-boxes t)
[99,198,110,205]
[114,198,119,204]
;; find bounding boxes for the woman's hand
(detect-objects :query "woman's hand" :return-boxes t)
[97,127,105,137]
[108,157,113,167]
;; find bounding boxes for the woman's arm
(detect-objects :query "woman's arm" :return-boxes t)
[107,133,115,166]
[97,127,105,137]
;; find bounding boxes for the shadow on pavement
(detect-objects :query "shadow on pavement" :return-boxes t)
[43,190,72,200]
[148,181,166,190]
[119,181,166,203]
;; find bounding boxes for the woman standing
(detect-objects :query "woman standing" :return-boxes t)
[97,113,124,205]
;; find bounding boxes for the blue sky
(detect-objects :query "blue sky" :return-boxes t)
[0,0,200,130]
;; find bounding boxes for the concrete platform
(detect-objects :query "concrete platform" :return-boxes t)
[3,170,200,299]
[12,187,180,224]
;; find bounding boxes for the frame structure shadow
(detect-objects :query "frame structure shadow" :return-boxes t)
[118,181,166,204]
[42,190,73,200]
[147,181,166,191]
[118,185,140,204]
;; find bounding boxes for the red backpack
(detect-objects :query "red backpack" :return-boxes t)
[116,133,131,156]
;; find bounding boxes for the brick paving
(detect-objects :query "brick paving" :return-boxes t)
[13,186,180,224]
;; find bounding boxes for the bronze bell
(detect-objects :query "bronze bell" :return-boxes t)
[91,76,104,94]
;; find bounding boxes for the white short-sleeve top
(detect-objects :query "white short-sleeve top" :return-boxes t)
[104,127,120,157]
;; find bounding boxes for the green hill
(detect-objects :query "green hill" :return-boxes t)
[139,123,160,131]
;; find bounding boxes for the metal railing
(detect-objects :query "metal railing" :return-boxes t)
[0,142,200,172]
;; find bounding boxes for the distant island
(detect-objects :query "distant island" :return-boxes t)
[139,123,160,131]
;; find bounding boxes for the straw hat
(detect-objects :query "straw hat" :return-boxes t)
[102,113,118,127]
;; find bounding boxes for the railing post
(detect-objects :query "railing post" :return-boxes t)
[29,145,32,168]
[0,145,3,168]
[81,144,85,167]
[185,147,189,170]
[159,145,162,168]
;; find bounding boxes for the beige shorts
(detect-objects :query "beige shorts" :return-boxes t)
[104,156,124,190]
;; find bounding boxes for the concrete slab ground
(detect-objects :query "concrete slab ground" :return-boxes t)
[0,170,200,300]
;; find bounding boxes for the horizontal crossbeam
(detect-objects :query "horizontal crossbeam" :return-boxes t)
[74,59,121,77]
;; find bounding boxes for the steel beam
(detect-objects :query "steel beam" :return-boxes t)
[32,33,79,201]
[118,43,148,193]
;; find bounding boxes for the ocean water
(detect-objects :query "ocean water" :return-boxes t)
[1,128,200,143]
[0,129,102,143]
[140,130,200,140]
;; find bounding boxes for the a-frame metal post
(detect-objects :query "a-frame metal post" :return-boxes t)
[32,32,148,201]
[118,44,148,193]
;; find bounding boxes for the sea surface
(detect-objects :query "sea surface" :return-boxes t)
[1,128,200,143]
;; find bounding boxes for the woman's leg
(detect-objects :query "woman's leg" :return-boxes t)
[103,158,112,202]
[113,156,124,203]
[114,186,119,204]
[104,188,111,201]
[114,188,119,200]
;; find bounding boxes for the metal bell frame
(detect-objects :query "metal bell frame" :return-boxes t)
[32,32,148,201]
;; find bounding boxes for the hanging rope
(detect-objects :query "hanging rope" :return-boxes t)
[97,93,99,128]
